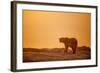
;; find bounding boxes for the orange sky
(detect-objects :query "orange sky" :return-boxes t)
[23,10,91,48]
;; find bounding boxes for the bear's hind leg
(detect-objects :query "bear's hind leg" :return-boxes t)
[72,47,76,54]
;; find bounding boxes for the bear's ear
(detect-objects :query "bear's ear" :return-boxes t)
[65,37,69,41]
[59,37,69,42]
[59,38,64,42]
[59,38,63,42]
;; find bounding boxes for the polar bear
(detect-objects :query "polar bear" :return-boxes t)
[59,37,78,54]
